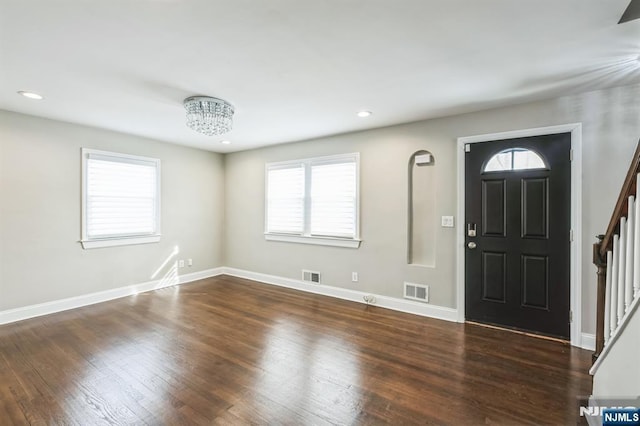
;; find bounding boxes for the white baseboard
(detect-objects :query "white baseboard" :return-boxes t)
[0,267,225,325]
[221,267,459,322]
[581,333,596,351]
[0,266,596,350]
[222,267,596,347]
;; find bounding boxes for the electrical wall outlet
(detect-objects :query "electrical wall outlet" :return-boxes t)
[178,260,185,268]
[352,272,358,282]
[441,216,455,228]
[363,295,376,304]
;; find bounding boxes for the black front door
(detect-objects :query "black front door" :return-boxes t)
[464,133,571,339]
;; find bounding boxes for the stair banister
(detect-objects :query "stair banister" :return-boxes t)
[593,138,640,362]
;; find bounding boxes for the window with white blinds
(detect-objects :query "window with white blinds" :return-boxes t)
[81,149,161,249]
[265,153,360,248]
[310,161,357,237]
[266,165,305,234]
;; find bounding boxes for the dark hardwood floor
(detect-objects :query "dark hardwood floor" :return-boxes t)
[0,275,592,425]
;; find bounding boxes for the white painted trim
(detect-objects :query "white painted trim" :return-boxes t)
[0,267,224,325]
[81,148,162,249]
[80,235,161,249]
[589,294,640,375]
[581,333,596,351]
[571,125,584,349]
[264,152,361,243]
[456,123,584,347]
[222,267,459,322]
[265,233,361,248]
[457,124,582,144]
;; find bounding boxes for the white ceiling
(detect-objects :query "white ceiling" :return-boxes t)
[1,0,639,153]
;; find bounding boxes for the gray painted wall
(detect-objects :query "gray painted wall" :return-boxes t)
[0,111,225,311]
[1,84,639,337]
[224,83,640,334]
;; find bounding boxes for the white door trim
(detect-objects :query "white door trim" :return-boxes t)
[456,123,583,348]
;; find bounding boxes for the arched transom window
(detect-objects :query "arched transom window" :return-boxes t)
[483,148,547,172]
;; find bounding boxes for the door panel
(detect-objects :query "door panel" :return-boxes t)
[482,180,506,237]
[482,252,507,303]
[521,178,548,239]
[521,254,549,309]
[465,134,571,339]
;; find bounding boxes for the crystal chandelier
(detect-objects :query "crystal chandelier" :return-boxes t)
[184,96,234,136]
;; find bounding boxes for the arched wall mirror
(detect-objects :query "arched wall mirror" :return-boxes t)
[407,150,436,266]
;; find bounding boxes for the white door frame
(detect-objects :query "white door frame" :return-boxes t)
[456,123,583,348]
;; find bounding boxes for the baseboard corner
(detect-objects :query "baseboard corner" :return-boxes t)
[0,266,225,326]
[580,332,596,351]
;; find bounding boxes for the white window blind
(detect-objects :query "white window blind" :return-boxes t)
[265,153,359,246]
[310,161,357,238]
[82,149,161,249]
[266,165,305,234]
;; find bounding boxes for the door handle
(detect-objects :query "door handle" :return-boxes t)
[467,242,477,249]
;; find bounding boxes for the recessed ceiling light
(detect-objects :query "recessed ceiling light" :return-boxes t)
[220,140,231,145]
[17,91,44,100]
[357,110,372,118]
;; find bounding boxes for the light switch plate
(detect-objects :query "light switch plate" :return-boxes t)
[441,216,455,228]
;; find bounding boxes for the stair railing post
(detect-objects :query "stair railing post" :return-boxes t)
[593,234,607,363]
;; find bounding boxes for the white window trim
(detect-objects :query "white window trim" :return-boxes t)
[81,148,161,249]
[264,233,361,248]
[264,153,361,249]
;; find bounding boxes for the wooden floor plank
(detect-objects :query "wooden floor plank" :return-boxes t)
[0,275,592,425]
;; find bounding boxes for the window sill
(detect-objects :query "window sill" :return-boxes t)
[81,235,161,249]
[265,233,361,248]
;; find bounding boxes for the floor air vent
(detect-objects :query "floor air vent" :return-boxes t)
[404,282,429,302]
[302,270,321,283]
